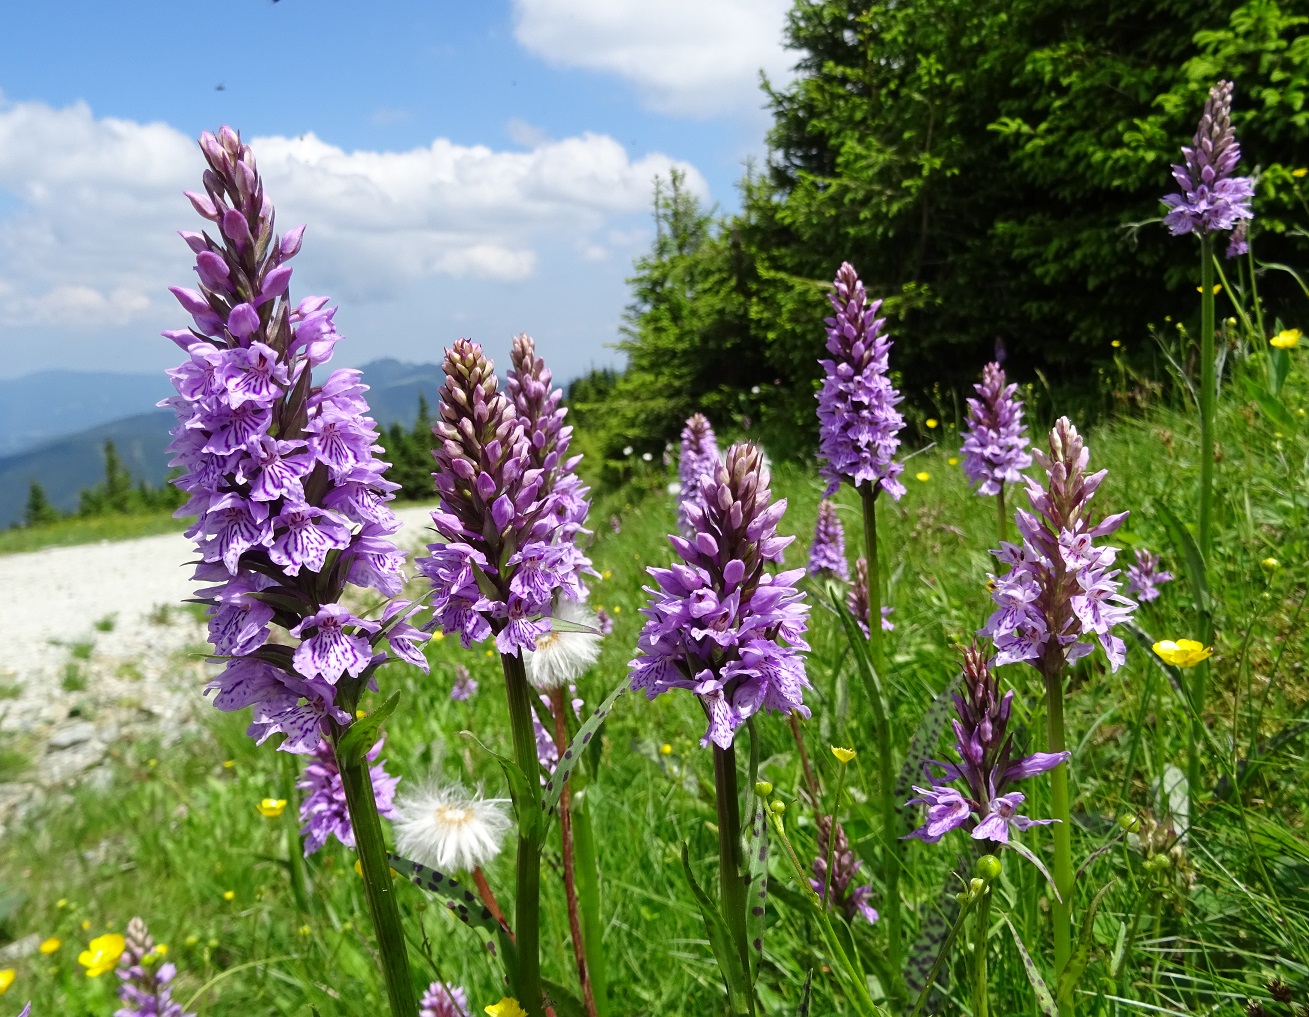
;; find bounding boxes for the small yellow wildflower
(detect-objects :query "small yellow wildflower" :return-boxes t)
[153,944,168,957]
[0,969,13,994]
[485,649,494,658]
[222,760,235,769]
[39,937,60,955]
[1196,284,1222,295]
[1152,639,1213,668]
[355,859,364,877]
[1294,168,1308,178]
[659,743,672,756]
[147,759,157,768]
[78,933,126,977]
[431,630,445,642]
[356,709,367,719]
[223,890,235,902]
[298,925,311,938]
[56,899,68,909]
[256,798,288,818]
[831,746,857,764]
[1271,329,1302,349]
[925,418,939,429]
[1262,557,1281,571]
[184,935,199,947]
[80,920,91,931]
[613,605,622,613]
[915,471,931,482]
[1111,340,1121,348]
[947,456,959,466]
[485,999,528,1017]
[602,569,612,580]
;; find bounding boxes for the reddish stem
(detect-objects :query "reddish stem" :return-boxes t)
[472,867,514,942]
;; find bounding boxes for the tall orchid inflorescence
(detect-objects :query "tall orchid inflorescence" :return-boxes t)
[630,443,811,749]
[298,737,400,856]
[906,645,1068,846]
[417,339,587,655]
[983,417,1135,672]
[161,126,426,752]
[678,413,721,536]
[811,815,878,924]
[1125,549,1173,604]
[807,500,849,582]
[848,558,894,635]
[961,362,1032,498]
[816,262,905,500]
[114,917,193,1017]
[1162,80,1255,238]
[420,983,470,1017]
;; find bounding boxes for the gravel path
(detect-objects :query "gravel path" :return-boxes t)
[0,506,436,812]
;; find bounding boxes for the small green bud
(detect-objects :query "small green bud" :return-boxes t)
[1117,813,1139,832]
[975,854,1002,881]
[969,877,985,896]
[769,800,786,816]
[755,781,773,797]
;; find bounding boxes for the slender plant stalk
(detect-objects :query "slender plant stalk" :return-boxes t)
[501,652,546,1017]
[280,749,312,914]
[1246,241,1265,341]
[858,484,903,996]
[1044,670,1074,1014]
[789,711,821,800]
[336,744,419,1017]
[551,688,599,1017]
[572,791,609,1017]
[822,761,851,912]
[713,742,755,1017]
[997,484,1008,544]
[472,868,514,940]
[972,886,991,1017]
[1199,234,1216,556]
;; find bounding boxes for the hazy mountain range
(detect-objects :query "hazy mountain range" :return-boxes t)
[0,359,443,529]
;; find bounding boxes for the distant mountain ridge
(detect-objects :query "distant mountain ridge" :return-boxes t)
[0,359,444,528]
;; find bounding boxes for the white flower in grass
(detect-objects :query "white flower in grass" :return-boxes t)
[392,783,511,873]
[525,597,603,690]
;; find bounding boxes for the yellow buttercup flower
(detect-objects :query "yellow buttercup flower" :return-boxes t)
[1152,639,1213,668]
[153,944,168,957]
[80,920,91,931]
[947,456,959,466]
[356,709,367,719]
[431,630,445,642]
[0,969,13,994]
[831,746,857,764]
[485,998,528,1017]
[56,899,68,909]
[1293,168,1307,178]
[1111,340,1121,348]
[222,760,235,769]
[223,890,235,902]
[915,471,931,482]
[1271,329,1302,349]
[256,798,287,818]
[1196,284,1222,295]
[659,743,672,756]
[602,569,612,580]
[1263,557,1281,571]
[925,418,939,429]
[78,933,126,977]
[39,937,60,955]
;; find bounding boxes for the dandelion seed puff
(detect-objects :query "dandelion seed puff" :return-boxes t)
[392,783,511,873]
[525,598,602,690]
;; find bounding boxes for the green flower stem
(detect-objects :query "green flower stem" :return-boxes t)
[572,792,609,1017]
[280,750,312,914]
[1199,234,1216,558]
[712,741,756,1017]
[997,484,1008,544]
[822,759,851,911]
[1044,670,1074,1015]
[972,886,991,1017]
[501,651,547,1017]
[858,484,904,996]
[336,744,418,1017]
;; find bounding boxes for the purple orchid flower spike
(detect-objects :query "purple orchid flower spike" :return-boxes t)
[420,983,470,1017]
[848,558,893,635]
[114,917,195,1017]
[1162,80,1255,238]
[1125,548,1173,604]
[678,413,721,537]
[298,736,400,856]
[807,500,850,582]
[630,442,811,749]
[905,644,1067,846]
[961,362,1032,497]
[162,127,427,757]
[811,814,879,924]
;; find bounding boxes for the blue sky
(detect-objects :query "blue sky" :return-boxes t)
[0,0,794,382]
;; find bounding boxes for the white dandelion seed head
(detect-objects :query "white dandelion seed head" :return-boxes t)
[525,597,603,690]
[392,782,512,873]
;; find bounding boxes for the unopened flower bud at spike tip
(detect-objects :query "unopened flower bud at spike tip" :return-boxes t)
[1162,80,1255,237]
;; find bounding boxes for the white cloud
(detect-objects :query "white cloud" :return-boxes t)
[0,96,706,331]
[512,0,796,117]
[506,117,551,148]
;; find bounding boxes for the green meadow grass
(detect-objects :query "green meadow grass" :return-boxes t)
[0,356,1306,1015]
[0,511,187,556]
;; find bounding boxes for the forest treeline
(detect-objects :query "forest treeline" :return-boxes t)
[566,0,1309,471]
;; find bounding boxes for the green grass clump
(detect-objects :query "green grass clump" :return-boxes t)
[0,510,186,556]
[0,353,1305,1016]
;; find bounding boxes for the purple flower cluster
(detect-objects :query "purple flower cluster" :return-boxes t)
[983,418,1136,672]
[114,917,193,1017]
[1162,80,1255,237]
[807,500,849,581]
[450,663,478,701]
[162,127,426,753]
[816,262,905,500]
[961,362,1032,497]
[629,443,811,749]
[906,645,1068,845]
[420,982,469,1017]
[532,689,582,779]
[1125,548,1173,604]
[298,737,400,855]
[417,340,589,657]
[848,558,893,634]
[678,413,721,536]
[1226,221,1250,259]
[811,815,878,925]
